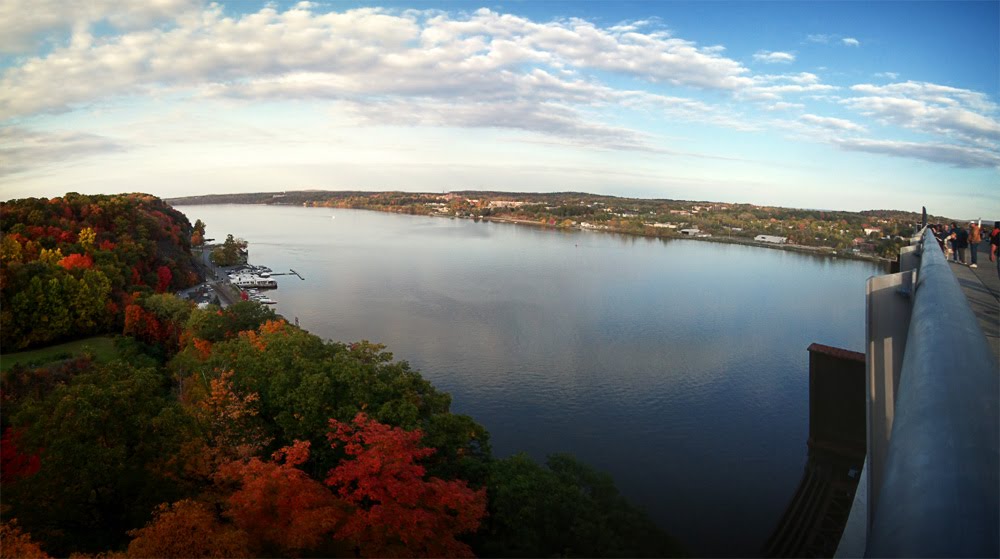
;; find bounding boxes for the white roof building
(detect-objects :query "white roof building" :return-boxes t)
[754,235,788,244]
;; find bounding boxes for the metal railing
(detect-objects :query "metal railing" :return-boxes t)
[866,228,998,557]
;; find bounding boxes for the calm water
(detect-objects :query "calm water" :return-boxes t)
[180,204,880,556]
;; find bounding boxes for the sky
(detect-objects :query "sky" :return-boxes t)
[1,0,998,218]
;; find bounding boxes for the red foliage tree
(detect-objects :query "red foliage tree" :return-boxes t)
[0,427,41,484]
[130,266,144,286]
[56,253,93,271]
[156,266,173,293]
[325,414,487,558]
[123,304,162,345]
[218,441,345,556]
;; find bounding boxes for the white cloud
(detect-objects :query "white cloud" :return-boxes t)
[844,81,1000,143]
[753,50,795,64]
[0,5,756,123]
[0,0,200,53]
[742,73,837,100]
[0,126,125,176]
[799,113,867,133]
[766,102,804,111]
[833,138,1000,169]
[875,72,899,80]
[806,33,860,48]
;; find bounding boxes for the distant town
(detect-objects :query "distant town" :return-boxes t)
[169,191,946,261]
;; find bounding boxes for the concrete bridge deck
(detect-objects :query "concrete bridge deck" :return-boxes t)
[948,248,999,363]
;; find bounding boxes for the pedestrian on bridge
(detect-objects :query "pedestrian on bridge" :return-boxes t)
[953,222,969,265]
[948,221,969,264]
[968,221,981,268]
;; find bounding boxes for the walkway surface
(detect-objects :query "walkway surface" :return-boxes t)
[948,244,1000,364]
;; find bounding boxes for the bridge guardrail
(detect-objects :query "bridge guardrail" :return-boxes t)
[866,227,998,557]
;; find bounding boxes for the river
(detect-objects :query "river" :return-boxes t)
[178,204,881,556]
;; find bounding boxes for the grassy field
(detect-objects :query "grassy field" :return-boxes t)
[0,336,119,373]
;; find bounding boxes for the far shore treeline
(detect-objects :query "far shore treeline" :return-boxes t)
[167,189,944,260]
[0,193,684,558]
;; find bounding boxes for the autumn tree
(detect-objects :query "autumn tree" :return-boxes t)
[210,234,246,266]
[325,413,487,557]
[0,428,41,484]
[125,500,251,558]
[191,219,206,246]
[0,520,50,559]
[218,441,347,557]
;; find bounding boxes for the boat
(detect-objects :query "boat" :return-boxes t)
[256,297,277,305]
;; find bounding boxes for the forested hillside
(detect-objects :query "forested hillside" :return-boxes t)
[0,193,200,350]
[1,194,682,558]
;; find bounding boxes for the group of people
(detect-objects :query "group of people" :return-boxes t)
[932,221,1000,276]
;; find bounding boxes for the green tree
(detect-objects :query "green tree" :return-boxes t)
[6,362,196,555]
[477,453,685,558]
[210,234,246,266]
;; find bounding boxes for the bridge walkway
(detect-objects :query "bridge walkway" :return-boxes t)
[947,248,999,363]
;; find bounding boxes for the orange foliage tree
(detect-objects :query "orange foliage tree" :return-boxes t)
[57,253,93,271]
[325,413,487,558]
[125,500,251,558]
[218,441,346,557]
[0,520,50,559]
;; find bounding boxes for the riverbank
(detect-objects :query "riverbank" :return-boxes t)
[177,201,895,267]
[476,213,894,266]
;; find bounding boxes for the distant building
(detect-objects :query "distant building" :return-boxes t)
[680,228,701,236]
[863,227,882,236]
[755,235,787,244]
[488,200,525,209]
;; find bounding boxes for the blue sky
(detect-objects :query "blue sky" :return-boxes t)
[1,1,997,217]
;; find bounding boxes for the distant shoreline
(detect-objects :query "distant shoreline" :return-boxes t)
[174,201,893,267]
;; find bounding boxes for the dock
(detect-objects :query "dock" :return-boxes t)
[270,269,305,280]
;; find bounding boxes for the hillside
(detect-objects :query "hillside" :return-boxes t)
[0,193,201,350]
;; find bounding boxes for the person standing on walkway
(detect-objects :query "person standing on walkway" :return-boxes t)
[968,221,981,268]
[947,222,960,263]
[954,222,969,265]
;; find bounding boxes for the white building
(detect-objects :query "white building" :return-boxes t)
[754,235,788,244]
[680,228,701,236]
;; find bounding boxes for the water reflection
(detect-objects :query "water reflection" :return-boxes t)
[179,204,880,556]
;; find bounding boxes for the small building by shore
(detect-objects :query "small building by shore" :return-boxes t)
[755,235,788,244]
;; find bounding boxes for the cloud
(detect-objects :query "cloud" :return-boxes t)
[0,126,125,176]
[0,5,755,122]
[875,72,899,80]
[800,114,867,132]
[0,0,200,53]
[805,33,860,47]
[833,138,1000,169]
[742,73,837,100]
[844,81,1000,144]
[766,102,804,111]
[753,50,795,64]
